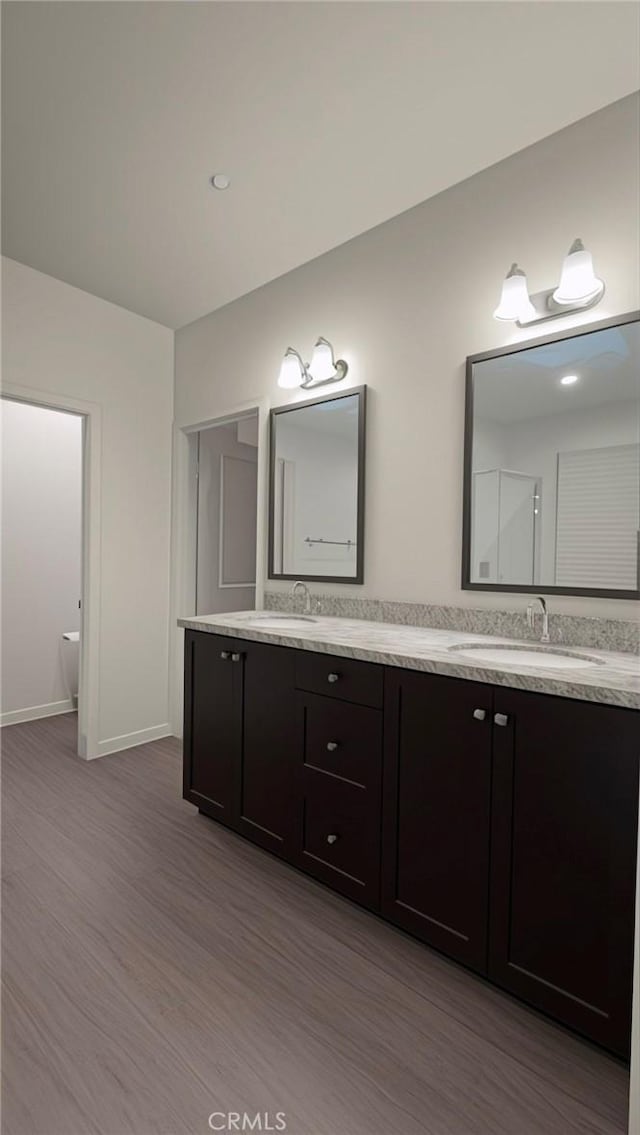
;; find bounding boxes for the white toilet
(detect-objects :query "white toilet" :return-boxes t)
[61,631,80,709]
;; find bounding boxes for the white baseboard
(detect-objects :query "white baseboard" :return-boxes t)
[94,723,173,759]
[1,699,75,727]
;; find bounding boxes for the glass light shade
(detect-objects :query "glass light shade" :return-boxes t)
[308,337,337,383]
[278,348,305,389]
[552,240,604,305]
[493,264,536,322]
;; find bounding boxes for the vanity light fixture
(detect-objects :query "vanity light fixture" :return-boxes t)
[277,337,348,390]
[493,239,605,327]
[278,347,308,389]
[308,337,348,384]
[552,239,604,307]
[560,374,579,386]
[493,264,536,323]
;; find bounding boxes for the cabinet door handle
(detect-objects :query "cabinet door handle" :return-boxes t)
[494,712,509,727]
[231,652,242,663]
[326,833,339,845]
[220,651,230,660]
[473,708,486,721]
[326,741,339,752]
[327,672,340,684]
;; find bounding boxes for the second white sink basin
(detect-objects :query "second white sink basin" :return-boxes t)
[243,614,318,628]
[449,643,602,670]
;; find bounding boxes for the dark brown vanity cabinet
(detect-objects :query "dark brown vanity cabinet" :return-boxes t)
[489,688,639,1058]
[183,631,639,1057]
[381,670,493,971]
[183,630,296,857]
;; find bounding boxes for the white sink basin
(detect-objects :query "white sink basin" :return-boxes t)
[242,614,317,628]
[449,643,602,670]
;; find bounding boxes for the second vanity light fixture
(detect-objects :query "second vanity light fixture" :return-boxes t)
[278,337,349,390]
[493,239,605,327]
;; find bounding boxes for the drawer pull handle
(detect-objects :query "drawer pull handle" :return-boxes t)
[473,708,486,721]
[220,651,230,660]
[231,652,242,663]
[326,741,339,752]
[327,672,340,683]
[326,833,339,845]
[494,712,509,727]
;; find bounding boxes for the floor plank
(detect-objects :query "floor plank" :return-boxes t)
[1,713,630,1134]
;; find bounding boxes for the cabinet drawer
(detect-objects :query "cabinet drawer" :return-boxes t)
[300,769,381,907]
[298,693,382,788]
[295,650,383,708]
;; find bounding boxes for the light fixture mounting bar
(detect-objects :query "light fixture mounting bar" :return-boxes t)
[300,359,348,389]
[516,284,606,328]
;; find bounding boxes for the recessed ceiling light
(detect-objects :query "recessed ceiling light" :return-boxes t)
[560,374,579,386]
[210,174,231,191]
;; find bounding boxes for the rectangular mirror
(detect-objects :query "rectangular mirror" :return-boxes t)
[269,385,366,583]
[463,312,640,598]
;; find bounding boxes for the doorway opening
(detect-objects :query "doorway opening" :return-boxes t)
[194,412,259,616]
[1,398,85,756]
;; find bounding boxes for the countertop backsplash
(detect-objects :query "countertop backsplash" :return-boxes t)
[264,591,640,655]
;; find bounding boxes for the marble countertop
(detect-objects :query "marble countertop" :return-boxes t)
[178,611,640,710]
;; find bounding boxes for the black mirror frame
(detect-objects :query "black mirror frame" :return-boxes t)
[268,385,366,585]
[462,310,640,600]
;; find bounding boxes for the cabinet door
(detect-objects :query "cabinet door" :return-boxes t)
[382,669,493,971]
[490,689,639,1057]
[237,640,296,859]
[183,631,241,826]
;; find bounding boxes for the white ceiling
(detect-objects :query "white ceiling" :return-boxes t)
[2,2,639,330]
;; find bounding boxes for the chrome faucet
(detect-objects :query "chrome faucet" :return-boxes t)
[527,596,550,643]
[291,580,312,615]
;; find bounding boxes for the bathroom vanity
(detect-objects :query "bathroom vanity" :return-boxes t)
[179,613,640,1059]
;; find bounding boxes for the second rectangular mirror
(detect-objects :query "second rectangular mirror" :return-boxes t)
[463,313,639,598]
[269,386,366,583]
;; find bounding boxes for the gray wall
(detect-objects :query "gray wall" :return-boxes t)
[175,93,640,622]
[3,257,174,755]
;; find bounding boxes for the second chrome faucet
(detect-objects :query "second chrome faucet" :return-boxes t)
[526,596,550,643]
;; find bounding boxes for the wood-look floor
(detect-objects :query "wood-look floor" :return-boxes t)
[1,713,629,1135]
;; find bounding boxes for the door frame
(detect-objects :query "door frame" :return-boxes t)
[169,396,269,737]
[1,383,101,759]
